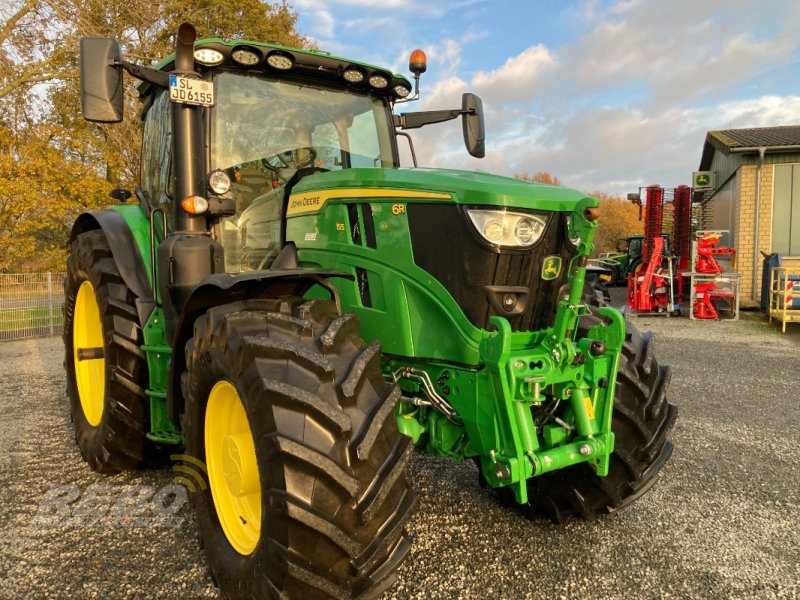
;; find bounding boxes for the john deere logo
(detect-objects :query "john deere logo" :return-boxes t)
[693,171,715,190]
[542,256,562,280]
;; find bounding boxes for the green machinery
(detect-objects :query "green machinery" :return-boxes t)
[65,23,676,599]
[599,233,673,285]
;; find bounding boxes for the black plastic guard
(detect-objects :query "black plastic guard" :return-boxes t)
[69,211,156,324]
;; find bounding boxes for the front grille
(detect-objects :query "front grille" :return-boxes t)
[407,204,575,331]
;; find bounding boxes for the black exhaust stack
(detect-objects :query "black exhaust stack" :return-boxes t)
[171,22,205,234]
[159,22,225,342]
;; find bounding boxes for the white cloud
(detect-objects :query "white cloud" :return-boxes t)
[299,0,800,196]
[403,92,800,195]
[314,10,336,39]
[472,45,558,105]
[559,0,799,109]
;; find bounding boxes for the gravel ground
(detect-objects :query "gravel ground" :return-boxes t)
[1,307,798,599]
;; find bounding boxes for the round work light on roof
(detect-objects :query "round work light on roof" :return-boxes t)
[343,67,365,83]
[266,52,294,70]
[231,47,260,66]
[393,84,411,98]
[368,74,389,89]
[194,48,224,66]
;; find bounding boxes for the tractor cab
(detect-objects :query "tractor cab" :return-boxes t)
[209,69,397,271]
[132,38,484,274]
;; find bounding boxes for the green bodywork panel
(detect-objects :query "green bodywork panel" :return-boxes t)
[292,167,590,211]
[287,167,626,503]
[288,168,590,363]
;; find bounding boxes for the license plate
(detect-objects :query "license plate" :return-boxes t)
[169,74,214,107]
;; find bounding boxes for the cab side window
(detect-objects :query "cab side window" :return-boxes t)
[140,91,173,227]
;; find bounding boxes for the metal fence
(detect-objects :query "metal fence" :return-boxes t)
[0,273,66,341]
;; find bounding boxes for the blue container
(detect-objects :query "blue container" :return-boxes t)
[761,253,780,313]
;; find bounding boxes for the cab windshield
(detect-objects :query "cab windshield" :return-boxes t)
[212,71,395,213]
[211,71,395,271]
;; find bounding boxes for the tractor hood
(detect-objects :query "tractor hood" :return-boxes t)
[290,167,589,212]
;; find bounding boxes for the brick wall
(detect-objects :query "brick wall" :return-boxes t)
[735,164,773,299]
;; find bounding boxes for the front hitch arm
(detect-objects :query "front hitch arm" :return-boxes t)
[552,196,600,343]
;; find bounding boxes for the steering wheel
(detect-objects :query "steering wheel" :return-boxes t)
[261,146,318,176]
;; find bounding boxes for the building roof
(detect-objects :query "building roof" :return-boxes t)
[699,125,800,171]
[709,125,800,150]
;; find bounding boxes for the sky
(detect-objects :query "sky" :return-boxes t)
[292,0,800,196]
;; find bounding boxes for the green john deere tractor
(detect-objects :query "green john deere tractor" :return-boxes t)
[65,22,676,599]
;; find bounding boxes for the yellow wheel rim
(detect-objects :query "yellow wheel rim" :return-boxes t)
[205,380,262,555]
[73,280,105,427]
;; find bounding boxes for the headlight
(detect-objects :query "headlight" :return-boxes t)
[467,209,547,247]
[207,169,231,195]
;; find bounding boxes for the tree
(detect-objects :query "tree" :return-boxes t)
[0,0,307,271]
[589,191,643,255]
[515,171,562,186]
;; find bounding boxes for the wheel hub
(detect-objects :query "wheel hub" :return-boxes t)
[222,432,259,497]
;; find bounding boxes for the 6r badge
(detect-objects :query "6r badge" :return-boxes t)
[541,256,562,280]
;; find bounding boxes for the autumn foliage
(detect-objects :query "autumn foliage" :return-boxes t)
[515,171,562,186]
[588,191,644,255]
[0,0,306,272]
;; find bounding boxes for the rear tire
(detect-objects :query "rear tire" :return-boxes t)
[182,297,415,599]
[63,229,158,473]
[525,313,677,521]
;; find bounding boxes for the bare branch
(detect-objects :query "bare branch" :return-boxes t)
[0,70,62,98]
[0,0,38,47]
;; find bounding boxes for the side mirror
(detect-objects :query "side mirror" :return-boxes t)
[462,93,485,158]
[80,37,123,123]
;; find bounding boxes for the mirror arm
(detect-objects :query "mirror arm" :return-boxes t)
[396,108,473,130]
[114,59,170,88]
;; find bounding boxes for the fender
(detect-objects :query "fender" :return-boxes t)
[166,268,354,421]
[69,207,156,324]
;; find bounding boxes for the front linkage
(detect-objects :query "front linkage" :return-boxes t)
[390,197,626,503]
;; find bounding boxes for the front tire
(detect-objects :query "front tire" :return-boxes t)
[182,298,415,599]
[526,315,677,521]
[63,229,158,473]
